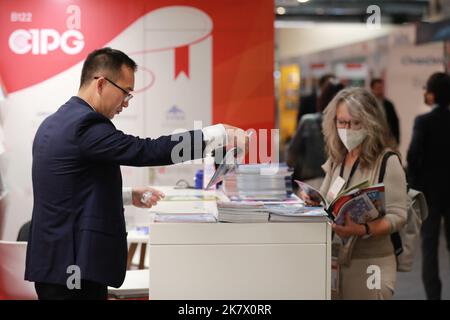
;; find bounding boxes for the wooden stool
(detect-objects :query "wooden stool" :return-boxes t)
[127,242,147,270]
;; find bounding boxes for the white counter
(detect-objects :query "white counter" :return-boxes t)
[149,221,331,299]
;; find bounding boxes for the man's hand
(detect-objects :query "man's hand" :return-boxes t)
[223,124,251,154]
[132,187,165,208]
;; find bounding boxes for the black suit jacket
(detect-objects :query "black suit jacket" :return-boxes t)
[296,93,317,127]
[25,96,205,287]
[383,98,400,144]
[407,105,450,209]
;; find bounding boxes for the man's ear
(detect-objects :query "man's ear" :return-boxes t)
[425,92,435,106]
[95,77,105,95]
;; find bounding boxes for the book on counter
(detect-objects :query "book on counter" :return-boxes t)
[217,196,328,223]
[217,211,269,223]
[216,200,269,223]
[148,187,224,223]
[151,213,217,223]
[266,204,328,222]
[294,179,385,225]
[222,163,293,201]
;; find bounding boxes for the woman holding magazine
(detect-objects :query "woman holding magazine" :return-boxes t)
[312,87,407,299]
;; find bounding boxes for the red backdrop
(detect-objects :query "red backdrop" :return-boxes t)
[0,0,274,132]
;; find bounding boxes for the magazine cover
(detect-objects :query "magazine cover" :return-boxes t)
[334,193,381,225]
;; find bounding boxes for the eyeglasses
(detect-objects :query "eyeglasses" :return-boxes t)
[335,119,362,130]
[94,76,133,102]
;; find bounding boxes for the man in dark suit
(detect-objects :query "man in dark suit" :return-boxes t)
[370,78,400,145]
[296,74,335,127]
[407,72,450,300]
[25,47,245,300]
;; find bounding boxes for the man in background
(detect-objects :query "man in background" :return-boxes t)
[370,78,400,145]
[407,72,450,300]
[296,73,335,126]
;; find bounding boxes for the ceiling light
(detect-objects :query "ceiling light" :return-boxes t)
[297,0,310,3]
[276,7,286,15]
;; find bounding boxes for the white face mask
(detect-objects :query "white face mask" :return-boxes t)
[338,128,367,151]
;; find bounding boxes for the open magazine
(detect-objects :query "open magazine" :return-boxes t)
[206,147,243,189]
[295,179,385,225]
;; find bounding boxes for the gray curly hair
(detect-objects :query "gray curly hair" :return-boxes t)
[322,87,396,168]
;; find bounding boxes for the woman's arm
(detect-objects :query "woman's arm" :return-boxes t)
[380,154,408,234]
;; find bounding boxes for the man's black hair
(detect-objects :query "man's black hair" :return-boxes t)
[426,72,450,107]
[370,78,383,88]
[316,81,345,112]
[318,73,335,89]
[79,47,137,88]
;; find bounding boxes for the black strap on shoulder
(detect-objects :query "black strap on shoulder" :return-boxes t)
[378,151,398,183]
[378,151,404,257]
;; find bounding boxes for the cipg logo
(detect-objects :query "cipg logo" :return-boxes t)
[9,29,84,55]
[8,5,84,55]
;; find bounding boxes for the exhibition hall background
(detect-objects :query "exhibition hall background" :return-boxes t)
[0,0,448,243]
[0,0,275,240]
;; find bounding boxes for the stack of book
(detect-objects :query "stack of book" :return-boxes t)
[222,164,293,201]
[216,201,269,223]
[148,187,224,223]
[265,204,328,222]
[152,214,217,223]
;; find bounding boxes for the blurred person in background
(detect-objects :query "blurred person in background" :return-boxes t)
[370,78,400,146]
[288,79,344,190]
[296,73,335,126]
[407,72,450,300]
